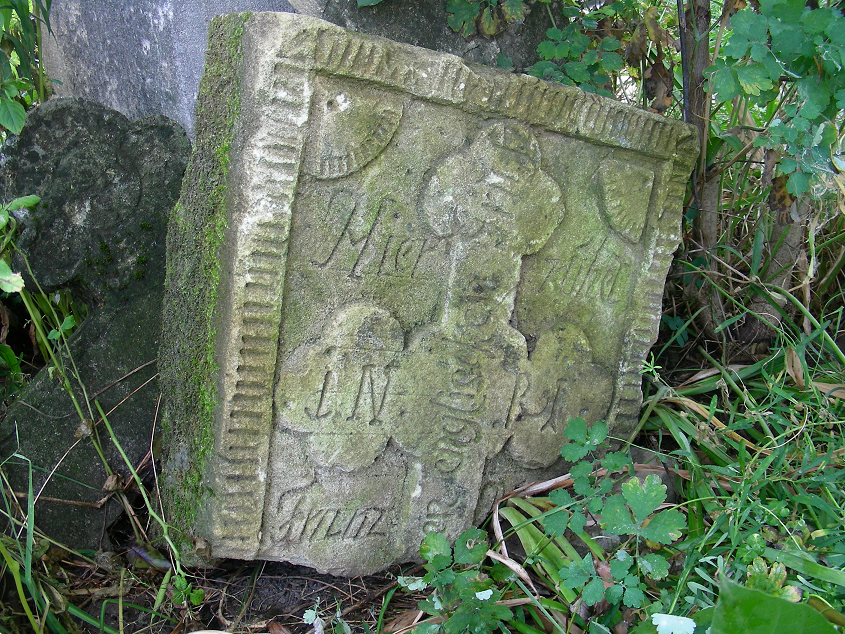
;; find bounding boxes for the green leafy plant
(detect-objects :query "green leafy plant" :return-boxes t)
[0,0,51,135]
[171,572,205,607]
[528,23,624,96]
[706,0,845,196]
[446,0,529,37]
[400,529,513,634]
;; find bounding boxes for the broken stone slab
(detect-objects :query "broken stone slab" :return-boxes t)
[0,98,190,550]
[160,12,697,576]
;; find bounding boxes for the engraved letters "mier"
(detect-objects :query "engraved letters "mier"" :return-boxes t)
[313,189,440,279]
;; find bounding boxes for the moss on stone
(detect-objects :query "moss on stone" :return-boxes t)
[159,12,251,551]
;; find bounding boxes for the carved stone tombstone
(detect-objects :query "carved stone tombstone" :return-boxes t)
[161,13,697,575]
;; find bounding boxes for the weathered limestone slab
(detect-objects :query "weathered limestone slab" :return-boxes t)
[161,13,697,575]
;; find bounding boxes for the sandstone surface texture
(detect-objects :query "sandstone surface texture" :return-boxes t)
[160,13,697,575]
[0,98,190,550]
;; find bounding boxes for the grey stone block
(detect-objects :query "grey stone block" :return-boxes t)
[160,13,697,575]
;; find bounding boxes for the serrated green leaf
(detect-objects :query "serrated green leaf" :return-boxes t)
[414,622,442,634]
[527,60,558,79]
[641,508,685,544]
[446,0,480,37]
[623,584,645,608]
[0,97,26,134]
[601,36,621,51]
[601,451,631,472]
[544,509,570,536]
[749,42,769,62]
[569,511,587,534]
[602,495,637,535]
[453,527,487,565]
[500,0,527,23]
[357,0,385,6]
[583,49,599,66]
[570,461,593,479]
[420,532,452,570]
[711,578,838,634]
[787,170,810,195]
[770,0,805,22]
[564,417,588,443]
[538,40,557,60]
[561,442,590,461]
[709,67,741,102]
[573,475,592,496]
[723,35,751,59]
[555,40,571,59]
[797,76,830,119]
[600,51,624,72]
[546,27,563,40]
[560,554,594,588]
[496,51,514,70]
[549,488,573,506]
[780,157,798,173]
[605,583,624,603]
[802,6,834,34]
[769,21,805,60]
[732,10,769,42]
[610,554,632,579]
[736,64,774,96]
[582,577,606,606]
[588,421,608,446]
[640,553,670,580]
[622,475,666,523]
[587,495,604,513]
[0,260,23,293]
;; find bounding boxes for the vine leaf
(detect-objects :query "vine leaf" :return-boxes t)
[500,0,528,23]
[446,0,481,37]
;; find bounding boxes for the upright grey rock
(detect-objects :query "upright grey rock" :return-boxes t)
[160,13,697,575]
[0,98,190,550]
[42,0,548,138]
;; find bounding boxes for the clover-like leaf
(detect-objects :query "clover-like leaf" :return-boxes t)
[569,511,587,535]
[641,508,685,545]
[563,417,588,444]
[500,0,527,23]
[623,475,666,524]
[453,527,487,565]
[640,553,670,580]
[560,557,591,588]
[549,488,573,507]
[610,551,633,580]
[602,494,637,536]
[543,509,570,537]
[420,531,452,570]
[623,583,645,608]
[582,577,606,606]
[605,583,624,603]
[446,0,481,37]
[601,451,631,473]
